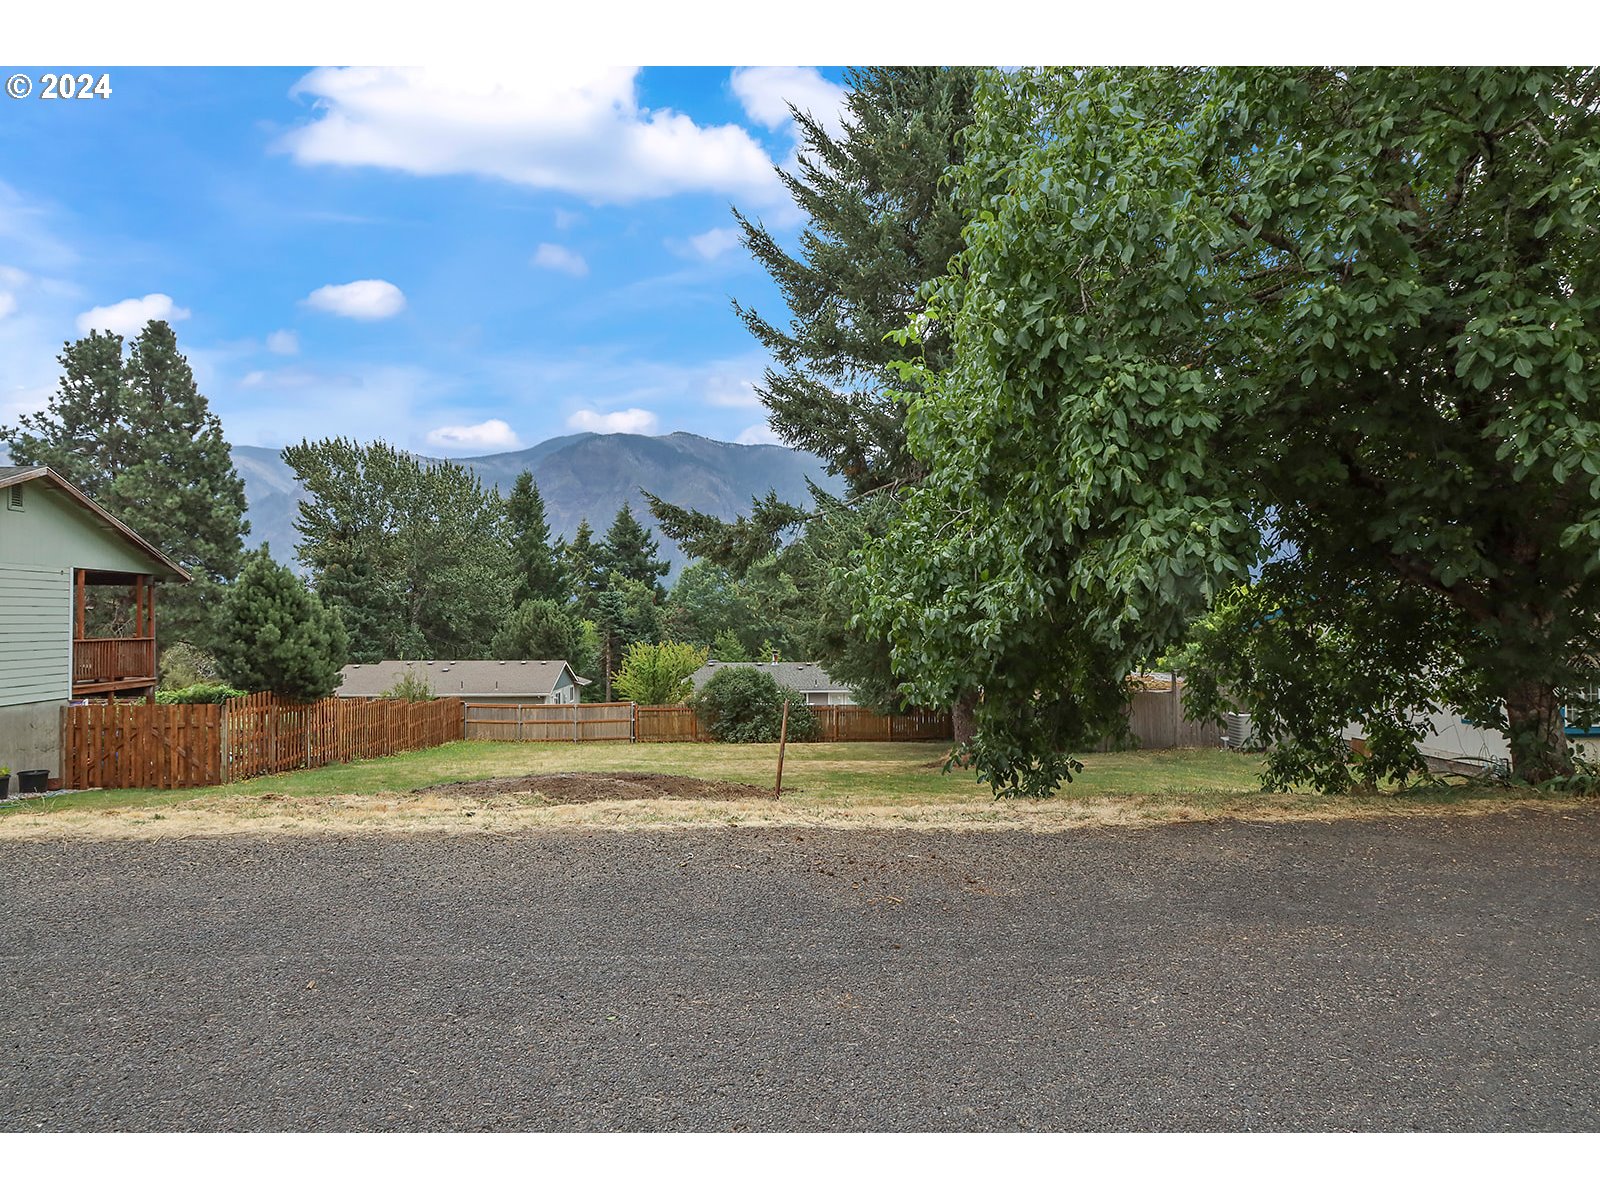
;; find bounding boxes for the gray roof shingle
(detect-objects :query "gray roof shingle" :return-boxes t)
[688,661,852,696]
[338,659,587,698]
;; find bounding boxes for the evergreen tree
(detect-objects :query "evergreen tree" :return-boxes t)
[1,320,250,652]
[601,502,669,598]
[590,572,662,701]
[216,547,348,702]
[491,597,598,683]
[506,470,565,603]
[561,520,604,605]
[731,66,979,493]
[647,67,981,728]
[710,629,749,662]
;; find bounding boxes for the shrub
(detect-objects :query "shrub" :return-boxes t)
[158,641,224,690]
[379,669,437,702]
[156,683,246,705]
[215,547,350,702]
[611,640,708,705]
[691,666,819,743]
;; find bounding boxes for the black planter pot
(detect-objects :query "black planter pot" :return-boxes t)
[0,775,9,800]
[17,769,49,794]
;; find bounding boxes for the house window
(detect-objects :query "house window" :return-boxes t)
[1566,685,1600,736]
[6,483,22,511]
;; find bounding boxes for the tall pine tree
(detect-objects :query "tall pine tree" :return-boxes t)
[1,320,249,652]
[506,470,565,604]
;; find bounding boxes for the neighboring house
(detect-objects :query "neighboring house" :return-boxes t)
[689,660,856,707]
[337,660,590,704]
[1344,695,1600,777]
[0,466,191,781]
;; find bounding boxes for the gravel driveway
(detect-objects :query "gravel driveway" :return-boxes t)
[2,810,1596,1130]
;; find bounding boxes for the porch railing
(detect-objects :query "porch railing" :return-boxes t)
[72,637,157,685]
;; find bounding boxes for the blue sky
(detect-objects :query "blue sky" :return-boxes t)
[0,66,851,453]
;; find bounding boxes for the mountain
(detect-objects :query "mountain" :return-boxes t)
[231,432,841,581]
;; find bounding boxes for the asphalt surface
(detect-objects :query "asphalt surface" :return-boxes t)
[2,811,1597,1130]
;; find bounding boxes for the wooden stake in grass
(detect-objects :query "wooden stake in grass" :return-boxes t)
[774,699,790,801]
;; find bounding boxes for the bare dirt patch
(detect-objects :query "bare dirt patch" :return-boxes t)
[415,771,776,806]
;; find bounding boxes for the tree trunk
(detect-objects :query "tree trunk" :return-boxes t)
[951,691,979,744]
[1503,678,1573,784]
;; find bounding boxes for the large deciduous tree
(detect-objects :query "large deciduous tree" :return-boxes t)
[283,438,512,660]
[861,66,1600,792]
[1,320,249,651]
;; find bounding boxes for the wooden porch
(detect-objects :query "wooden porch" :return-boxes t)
[71,568,158,698]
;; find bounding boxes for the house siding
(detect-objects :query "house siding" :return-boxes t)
[3,482,162,576]
[0,561,71,708]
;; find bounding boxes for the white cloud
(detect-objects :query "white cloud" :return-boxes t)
[553,209,585,231]
[730,67,850,139]
[304,279,406,321]
[567,407,659,435]
[687,226,742,261]
[735,422,784,446]
[266,329,299,355]
[75,293,190,337]
[532,243,589,277]
[705,370,762,408]
[426,418,522,451]
[0,292,15,321]
[280,66,785,205]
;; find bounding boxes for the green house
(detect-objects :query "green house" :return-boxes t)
[0,466,190,784]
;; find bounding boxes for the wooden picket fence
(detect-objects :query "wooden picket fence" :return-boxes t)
[463,701,953,744]
[223,693,465,780]
[463,702,636,742]
[63,701,226,789]
[61,693,466,790]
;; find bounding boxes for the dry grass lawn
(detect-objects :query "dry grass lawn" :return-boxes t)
[0,740,1588,839]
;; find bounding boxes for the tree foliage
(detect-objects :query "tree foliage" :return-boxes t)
[215,547,349,702]
[610,640,709,705]
[506,471,565,604]
[491,598,599,684]
[378,669,438,702]
[691,666,819,744]
[649,67,980,717]
[0,320,249,651]
[732,66,979,493]
[600,502,670,598]
[862,66,1600,792]
[283,439,512,661]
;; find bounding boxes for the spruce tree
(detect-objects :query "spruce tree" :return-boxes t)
[216,547,349,702]
[506,470,565,603]
[1,320,249,652]
[601,502,669,598]
[561,519,603,605]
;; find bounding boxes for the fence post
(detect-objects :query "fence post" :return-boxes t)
[632,703,638,744]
